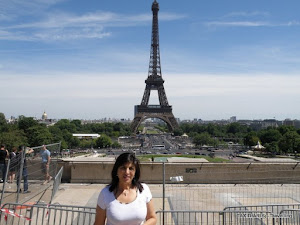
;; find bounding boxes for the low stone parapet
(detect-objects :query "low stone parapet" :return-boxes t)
[57,159,300,184]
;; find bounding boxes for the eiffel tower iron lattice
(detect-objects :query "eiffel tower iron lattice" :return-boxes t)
[131,0,178,133]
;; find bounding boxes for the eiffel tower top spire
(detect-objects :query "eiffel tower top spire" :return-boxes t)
[148,0,162,78]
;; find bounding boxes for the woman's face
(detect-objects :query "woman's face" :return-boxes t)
[117,162,136,185]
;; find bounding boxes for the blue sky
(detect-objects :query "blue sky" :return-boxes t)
[1,0,300,121]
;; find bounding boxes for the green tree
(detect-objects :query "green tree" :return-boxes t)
[0,112,8,133]
[193,132,213,147]
[70,137,80,148]
[55,119,76,133]
[27,125,53,147]
[206,124,223,136]
[295,138,300,155]
[259,129,282,144]
[113,122,123,132]
[112,141,122,148]
[60,140,68,150]
[278,131,300,154]
[173,128,184,136]
[18,116,39,132]
[49,126,64,143]
[79,139,95,149]
[244,131,260,147]
[278,125,296,136]
[227,123,243,135]
[70,119,82,131]
[264,142,279,156]
[0,112,6,126]
[0,130,28,150]
[95,134,112,148]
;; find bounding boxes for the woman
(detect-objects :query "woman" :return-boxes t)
[94,153,157,225]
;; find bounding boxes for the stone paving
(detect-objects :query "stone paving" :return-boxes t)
[52,183,300,212]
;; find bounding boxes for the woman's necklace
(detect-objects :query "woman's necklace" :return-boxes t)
[118,188,130,197]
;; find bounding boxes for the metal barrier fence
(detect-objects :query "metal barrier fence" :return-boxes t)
[0,202,299,224]
[156,210,281,225]
[0,143,61,205]
[223,204,300,225]
[279,209,300,225]
[50,166,63,204]
[162,162,300,212]
[224,203,300,214]
[0,202,96,225]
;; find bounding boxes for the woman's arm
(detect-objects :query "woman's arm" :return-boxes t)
[94,205,106,225]
[144,199,157,225]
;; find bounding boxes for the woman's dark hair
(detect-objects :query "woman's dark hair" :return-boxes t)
[109,152,144,193]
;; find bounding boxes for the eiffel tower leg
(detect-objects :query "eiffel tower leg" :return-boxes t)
[167,114,179,131]
[131,116,142,134]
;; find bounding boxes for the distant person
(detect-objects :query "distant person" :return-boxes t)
[8,147,17,184]
[40,145,52,185]
[94,152,156,225]
[0,144,9,183]
[16,146,34,193]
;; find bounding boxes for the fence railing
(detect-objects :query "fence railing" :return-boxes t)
[50,166,64,204]
[224,203,300,214]
[1,142,62,206]
[1,202,300,224]
[279,209,300,225]
[162,161,300,212]
[0,203,96,225]
[156,210,281,225]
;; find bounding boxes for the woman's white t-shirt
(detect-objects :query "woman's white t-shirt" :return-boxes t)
[97,183,152,225]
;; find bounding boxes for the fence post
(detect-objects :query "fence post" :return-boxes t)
[0,159,10,206]
[54,141,61,175]
[163,162,165,225]
[16,148,25,203]
[28,203,35,225]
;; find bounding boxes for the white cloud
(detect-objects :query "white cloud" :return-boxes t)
[204,20,300,28]
[6,11,118,29]
[34,28,111,41]
[204,21,269,27]
[0,4,186,41]
[0,0,66,20]
[0,29,35,41]
[224,11,270,19]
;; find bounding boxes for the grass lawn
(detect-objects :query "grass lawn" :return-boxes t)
[137,154,228,163]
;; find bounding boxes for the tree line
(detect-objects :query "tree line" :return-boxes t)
[0,113,131,150]
[173,122,300,155]
[1,112,300,155]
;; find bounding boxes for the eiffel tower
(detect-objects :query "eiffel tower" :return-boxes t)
[131,0,178,133]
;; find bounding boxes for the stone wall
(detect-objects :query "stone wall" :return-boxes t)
[58,160,300,184]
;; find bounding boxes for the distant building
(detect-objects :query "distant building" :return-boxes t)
[294,120,300,129]
[39,111,56,126]
[261,119,280,129]
[283,119,294,126]
[72,134,100,139]
[42,111,48,121]
[229,116,237,123]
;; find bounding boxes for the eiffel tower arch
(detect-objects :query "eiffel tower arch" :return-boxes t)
[131,0,178,134]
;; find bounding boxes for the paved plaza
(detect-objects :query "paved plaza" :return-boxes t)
[51,183,300,212]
